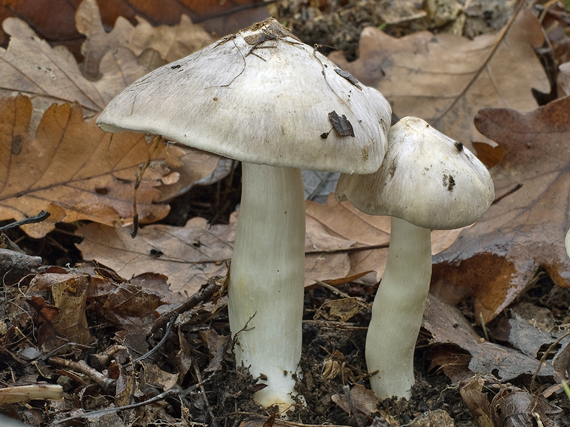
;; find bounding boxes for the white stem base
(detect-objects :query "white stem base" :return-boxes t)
[229,163,305,412]
[366,217,432,400]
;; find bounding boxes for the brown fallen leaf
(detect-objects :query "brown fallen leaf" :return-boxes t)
[424,294,553,381]
[76,0,214,80]
[491,386,562,427]
[78,194,466,295]
[0,17,147,117]
[0,95,201,237]
[307,194,467,283]
[140,361,178,391]
[0,0,268,61]
[459,375,495,427]
[431,96,570,322]
[329,8,549,148]
[331,384,379,417]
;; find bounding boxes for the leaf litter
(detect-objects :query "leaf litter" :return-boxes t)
[1,0,570,426]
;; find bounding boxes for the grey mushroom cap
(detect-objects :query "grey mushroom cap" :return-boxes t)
[336,117,495,230]
[96,18,391,174]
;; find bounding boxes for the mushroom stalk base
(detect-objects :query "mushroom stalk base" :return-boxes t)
[229,163,305,412]
[366,217,432,400]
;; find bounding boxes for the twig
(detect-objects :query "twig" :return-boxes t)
[343,385,364,427]
[53,387,179,424]
[433,0,526,123]
[0,384,63,404]
[311,278,371,310]
[48,357,115,392]
[530,331,570,393]
[55,369,219,423]
[131,135,163,238]
[0,211,50,232]
[148,278,220,336]
[193,363,218,427]
[134,313,178,363]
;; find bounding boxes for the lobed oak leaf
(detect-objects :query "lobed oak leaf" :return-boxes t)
[77,195,465,296]
[431,96,570,322]
[0,0,269,62]
[0,95,205,237]
[329,8,549,150]
[307,194,467,283]
[76,0,214,80]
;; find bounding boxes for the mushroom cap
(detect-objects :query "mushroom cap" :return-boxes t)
[335,116,495,230]
[96,18,391,174]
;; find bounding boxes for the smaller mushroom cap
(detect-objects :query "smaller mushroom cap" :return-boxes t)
[336,117,495,230]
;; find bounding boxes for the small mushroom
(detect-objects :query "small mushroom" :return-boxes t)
[335,117,494,400]
[96,18,392,411]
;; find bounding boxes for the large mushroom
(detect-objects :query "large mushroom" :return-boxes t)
[336,117,494,400]
[96,18,391,411]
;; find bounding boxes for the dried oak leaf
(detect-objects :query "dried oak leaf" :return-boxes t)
[0,95,186,237]
[306,194,466,283]
[77,205,359,296]
[0,0,268,61]
[329,8,549,150]
[431,96,570,322]
[76,0,214,80]
[0,17,147,118]
[77,196,465,296]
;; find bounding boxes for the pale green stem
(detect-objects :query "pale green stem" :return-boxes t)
[229,163,305,411]
[366,216,432,399]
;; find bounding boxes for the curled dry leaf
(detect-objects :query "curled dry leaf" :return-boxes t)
[27,273,91,349]
[331,384,379,418]
[329,8,549,149]
[0,95,195,237]
[432,96,570,322]
[461,376,563,427]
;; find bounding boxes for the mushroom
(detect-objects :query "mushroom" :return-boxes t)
[96,18,392,411]
[335,117,494,400]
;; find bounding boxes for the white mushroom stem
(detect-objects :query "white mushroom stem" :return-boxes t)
[229,163,305,411]
[366,216,432,400]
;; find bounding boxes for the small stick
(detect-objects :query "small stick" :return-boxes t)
[53,387,179,424]
[0,384,63,404]
[131,135,163,238]
[49,357,115,392]
[148,279,220,336]
[134,313,178,363]
[530,331,570,393]
[343,385,364,427]
[311,278,371,310]
[193,363,218,427]
[0,211,50,232]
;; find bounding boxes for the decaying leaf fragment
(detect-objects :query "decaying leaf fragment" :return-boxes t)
[460,375,563,427]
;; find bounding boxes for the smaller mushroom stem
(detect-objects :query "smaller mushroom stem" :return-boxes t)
[366,216,432,400]
[229,163,305,411]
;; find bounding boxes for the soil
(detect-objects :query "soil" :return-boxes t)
[1,0,570,426]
